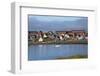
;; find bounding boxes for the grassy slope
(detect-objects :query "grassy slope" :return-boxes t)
[55,55,88,59]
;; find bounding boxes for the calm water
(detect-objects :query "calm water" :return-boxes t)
[28,44,88,60]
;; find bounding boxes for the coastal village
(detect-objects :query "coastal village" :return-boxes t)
[28,30,88,45]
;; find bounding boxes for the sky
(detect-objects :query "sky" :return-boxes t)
[28,15,88,32]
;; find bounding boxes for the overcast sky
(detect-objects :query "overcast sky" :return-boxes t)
[28,15,88,32]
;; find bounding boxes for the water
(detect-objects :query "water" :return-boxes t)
[28,44,88,60]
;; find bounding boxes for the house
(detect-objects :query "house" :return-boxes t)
[72,30,85,36]
[28,31,39,40]
[38,37,43,42]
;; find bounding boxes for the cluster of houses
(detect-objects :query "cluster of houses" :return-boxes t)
[28,30,88,43]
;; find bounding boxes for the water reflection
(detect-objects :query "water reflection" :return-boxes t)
[28,44,88,60]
